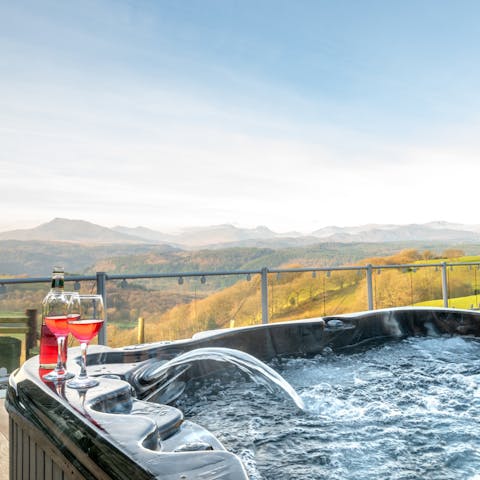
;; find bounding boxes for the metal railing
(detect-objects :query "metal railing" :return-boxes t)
[1,260,479,345]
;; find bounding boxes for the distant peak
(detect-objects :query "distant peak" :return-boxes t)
[49,217,87,224]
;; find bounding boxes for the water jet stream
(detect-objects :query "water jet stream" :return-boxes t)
[140,347,305,410]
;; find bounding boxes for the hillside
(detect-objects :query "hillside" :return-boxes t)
[3,244,480,348]
[105,249,480,347]
[0,240,178,275]
[3,236,480,278]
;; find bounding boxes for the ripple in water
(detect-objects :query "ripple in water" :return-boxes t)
[176,337,480,479]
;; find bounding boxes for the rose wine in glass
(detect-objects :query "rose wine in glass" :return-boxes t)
[67,294,105,389]
[68,319,104,342]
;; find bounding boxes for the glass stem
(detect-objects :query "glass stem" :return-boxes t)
[79,342,89,379]
[56,336,65,372]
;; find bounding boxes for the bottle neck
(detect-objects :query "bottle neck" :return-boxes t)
[51,273,65,291]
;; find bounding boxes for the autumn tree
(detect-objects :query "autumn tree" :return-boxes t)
[442,249,465,259]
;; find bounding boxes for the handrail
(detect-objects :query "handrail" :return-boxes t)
[1,261,478,285]
[1,260,480,345]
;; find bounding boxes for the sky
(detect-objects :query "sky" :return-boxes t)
[1,0,480,234]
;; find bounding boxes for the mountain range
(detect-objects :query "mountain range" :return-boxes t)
[1,218,480,248]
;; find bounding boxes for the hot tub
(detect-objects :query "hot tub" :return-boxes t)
[5,307,480,479]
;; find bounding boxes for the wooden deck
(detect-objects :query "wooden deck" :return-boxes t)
[0,398,9,480]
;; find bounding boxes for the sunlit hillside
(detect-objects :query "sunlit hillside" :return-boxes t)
[107,248,480,347]
[2,246,479,349]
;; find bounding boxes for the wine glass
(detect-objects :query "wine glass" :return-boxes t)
[42,292,77,381]
[66,294,105,389]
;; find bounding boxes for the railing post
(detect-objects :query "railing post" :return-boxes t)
[96,271,107,345]
[441,262,449,308]
[25,309,37,358]
[366,264,374,310]
[137,317,145,344]
[261,267,269,324]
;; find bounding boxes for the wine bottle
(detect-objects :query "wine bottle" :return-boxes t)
[39,266,68,375]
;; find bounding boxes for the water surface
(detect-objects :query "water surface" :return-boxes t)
[177,337,480,479]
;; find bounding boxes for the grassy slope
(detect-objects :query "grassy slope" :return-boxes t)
[3,243,480,347]
[107,251,480,347]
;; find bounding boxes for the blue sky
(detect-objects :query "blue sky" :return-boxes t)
[1,0,480,233]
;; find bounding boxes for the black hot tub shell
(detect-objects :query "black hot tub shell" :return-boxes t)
[5,307,480,479]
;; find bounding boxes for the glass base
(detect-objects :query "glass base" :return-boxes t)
[43,370,75,381]
[66,376,99,389]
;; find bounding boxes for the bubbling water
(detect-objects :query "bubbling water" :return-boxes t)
[176,337,480,480]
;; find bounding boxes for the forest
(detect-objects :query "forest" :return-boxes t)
[1,245,480,348]
[104,247,480,346]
